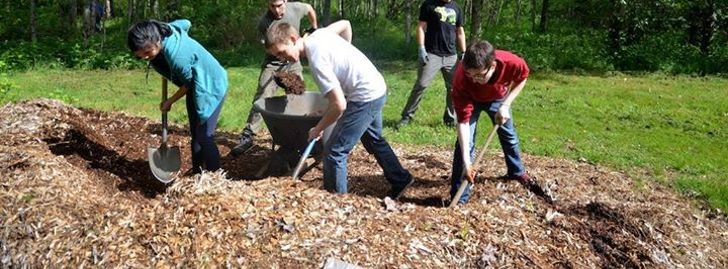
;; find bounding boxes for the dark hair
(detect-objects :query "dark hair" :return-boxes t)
[463,41,496,70]
[127,20,172,52]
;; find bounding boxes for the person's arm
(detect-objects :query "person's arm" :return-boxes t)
[325,20,352,43]
[495,79,527,125]
[456,26,466,55]
[308,88,346,141]
[160,84,188,112]
[170,19,191,32]
[417,21,427,48]
[417,21,428,63]
[305,3,318,29]
[257,15,268,45]
[457,122,476,182]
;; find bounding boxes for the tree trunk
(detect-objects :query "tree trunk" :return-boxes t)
[322,0,331,25]
[105,0,113,18]
[514,0,522,26]
[30,0,37,43]
[373,0,378,17]
[607,0,625,66]
[151,0,159,19]
[127,0,135,22]
[469,0,483,39]
[338,0,344,18]
[494,0,505,26]
[530,0,537,32]
[539,0,549,33]
[405,0,412,44]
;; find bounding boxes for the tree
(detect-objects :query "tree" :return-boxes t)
[30,0,37,43]
[539,0,549,32]
[322,0,332,25]
[469,0,483,39]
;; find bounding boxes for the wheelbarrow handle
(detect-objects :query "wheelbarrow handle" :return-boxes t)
[292,137,319,180]
[449,124,500,208]
[161,78,169,145]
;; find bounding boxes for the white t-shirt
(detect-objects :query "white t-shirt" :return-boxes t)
[304,28,386,102]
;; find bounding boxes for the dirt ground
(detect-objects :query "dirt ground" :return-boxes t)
[1,99,726,268]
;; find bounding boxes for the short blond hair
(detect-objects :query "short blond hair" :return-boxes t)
[265,23,299,49]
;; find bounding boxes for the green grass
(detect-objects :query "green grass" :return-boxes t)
[2,67,727,211]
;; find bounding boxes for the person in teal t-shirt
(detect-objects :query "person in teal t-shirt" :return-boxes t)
[127,19,228,174]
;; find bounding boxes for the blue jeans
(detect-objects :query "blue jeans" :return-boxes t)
[451,100,525,203]
[186,96,224,174]
[323,95,412,193]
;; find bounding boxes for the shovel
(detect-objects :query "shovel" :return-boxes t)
[291,137,319,180]
[148,78,181,183]
[449,124,500,208]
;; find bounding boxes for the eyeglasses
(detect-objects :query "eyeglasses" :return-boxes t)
[465,65,493,84]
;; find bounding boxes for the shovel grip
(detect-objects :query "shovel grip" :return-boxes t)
[162,78,169,145]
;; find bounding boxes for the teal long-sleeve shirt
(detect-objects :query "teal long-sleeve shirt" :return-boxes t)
[152,19,227,122]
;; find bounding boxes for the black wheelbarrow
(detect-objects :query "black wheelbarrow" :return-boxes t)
[253,92,334,177]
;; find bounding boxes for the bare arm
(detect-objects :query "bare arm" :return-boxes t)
[495,78,527,125]
[305,3,318,28]
[325,20,352,43]
[309,88,346,141]
[160,84,188,112]
[417,21,427,48]
[456,26,466,53]
[502,79,527,107]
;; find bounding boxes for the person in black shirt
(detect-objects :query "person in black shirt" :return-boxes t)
[397,0,466,128]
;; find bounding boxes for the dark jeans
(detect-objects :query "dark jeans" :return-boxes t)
[323,95,411,193]
[450,100,525,204]
[186,96,224,173]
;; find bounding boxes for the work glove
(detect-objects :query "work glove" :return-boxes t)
[302,27,317,37]
[495,104,511,125]
[418,46,429,64]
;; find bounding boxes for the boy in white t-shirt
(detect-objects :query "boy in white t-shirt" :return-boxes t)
[265,21,414,199]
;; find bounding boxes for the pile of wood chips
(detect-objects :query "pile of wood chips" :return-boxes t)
[1,99,726,268]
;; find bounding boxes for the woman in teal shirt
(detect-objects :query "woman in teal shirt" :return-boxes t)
[127,19,227,174]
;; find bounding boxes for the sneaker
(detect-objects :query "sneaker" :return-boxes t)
[230,134,253,157]
[498,172,534,186]
[388,176,414,200]
[443,121,455,128]
[395,117,410,129]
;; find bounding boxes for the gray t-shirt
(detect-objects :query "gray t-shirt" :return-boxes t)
[258,2,310,65]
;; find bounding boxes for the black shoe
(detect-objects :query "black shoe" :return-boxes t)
[388,176,414,200]
[230,134,253,157]
[395,117,410,129]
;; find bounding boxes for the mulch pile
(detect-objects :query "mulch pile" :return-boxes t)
[1,99,726,268]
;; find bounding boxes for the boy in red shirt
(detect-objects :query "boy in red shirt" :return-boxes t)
[450,40,533,205]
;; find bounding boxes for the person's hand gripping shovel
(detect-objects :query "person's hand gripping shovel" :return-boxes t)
[148,78,181,183]
[449,124,501,208]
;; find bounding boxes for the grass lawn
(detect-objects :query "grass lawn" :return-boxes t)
[2,66,727,211]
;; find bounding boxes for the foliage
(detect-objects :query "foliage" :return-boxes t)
[0,0,726,74]
[0,60,16,102]
[486,30,612,72]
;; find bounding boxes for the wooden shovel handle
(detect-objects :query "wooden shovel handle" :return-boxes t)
[449,124,500,208]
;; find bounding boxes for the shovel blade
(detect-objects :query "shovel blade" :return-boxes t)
[148,145,181,184]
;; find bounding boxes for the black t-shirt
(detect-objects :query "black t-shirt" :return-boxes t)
[419,0,463,56]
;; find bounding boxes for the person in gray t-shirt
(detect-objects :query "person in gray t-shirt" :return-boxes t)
[232,0,317,156]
